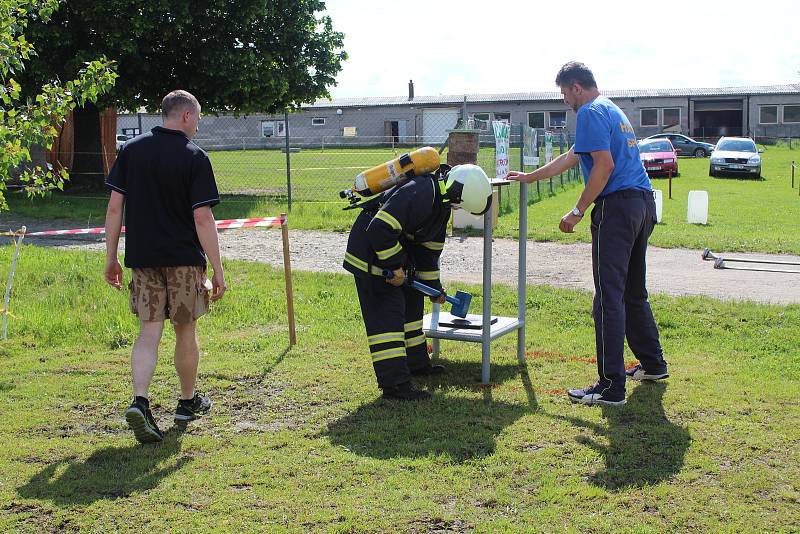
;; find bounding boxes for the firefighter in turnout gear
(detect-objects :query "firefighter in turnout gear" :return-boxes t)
[343,163,493,400]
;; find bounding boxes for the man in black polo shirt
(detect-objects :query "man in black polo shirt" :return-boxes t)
[104,89,226,444]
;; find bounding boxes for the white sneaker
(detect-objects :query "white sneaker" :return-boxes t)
[625,364,669,381]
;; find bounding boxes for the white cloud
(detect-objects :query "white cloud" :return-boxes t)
[323,0,799,98]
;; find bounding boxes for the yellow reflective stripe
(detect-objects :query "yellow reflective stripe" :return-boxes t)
[344,252,368,272]
[374,210,402,231]
[420,241,444,251]
[416,270,440,281]
[371,346,407,362]
[404,320,423,332]
[405,334,426,348]
[375,242,402,260]
[367,332,404,345]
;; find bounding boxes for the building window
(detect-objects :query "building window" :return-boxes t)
[548,111,567,128]
[759,106,778,124]
[528,112,544,129]
[783,105,800,124]
[261,120,285,137]
[311,117,326,126]
[641,108,658,127]
[473,112,490,131]
[493,112,511,123]
[121,128,140,138]
[662,108,680,127]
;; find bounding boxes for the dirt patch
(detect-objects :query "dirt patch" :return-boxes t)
[3,215,800,304]
[408,518,474,533]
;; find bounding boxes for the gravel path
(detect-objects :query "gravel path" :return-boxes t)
[3,216,800,305]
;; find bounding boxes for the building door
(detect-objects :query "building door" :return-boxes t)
[692,100,743,139]
[423,108,460,144]
[384,121,400,144]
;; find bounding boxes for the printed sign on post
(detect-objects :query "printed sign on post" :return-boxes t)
[545,131,554,163]
[522,125,539,166]
[492,120,510,179]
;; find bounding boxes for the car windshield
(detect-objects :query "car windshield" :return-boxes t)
[640,141,672,153]
[716,139,756,152]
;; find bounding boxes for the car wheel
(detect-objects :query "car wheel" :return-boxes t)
[694,148,706,157]
[709,168,715,177]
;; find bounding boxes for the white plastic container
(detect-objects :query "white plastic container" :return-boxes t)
[687,190,708,224]
[652,189,663,223]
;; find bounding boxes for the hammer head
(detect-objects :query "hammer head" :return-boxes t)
[449,290,472,318]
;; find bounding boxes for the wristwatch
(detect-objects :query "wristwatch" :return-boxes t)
[571,207,584,218]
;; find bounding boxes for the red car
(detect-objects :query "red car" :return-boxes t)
[638,138,679,177]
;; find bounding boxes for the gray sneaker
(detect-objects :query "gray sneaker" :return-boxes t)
[175,392,212,423]
[625,364,669,381]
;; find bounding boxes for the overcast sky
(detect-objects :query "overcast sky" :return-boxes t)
[322,0,799,99]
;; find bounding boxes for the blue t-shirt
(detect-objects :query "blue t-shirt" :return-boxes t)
[573,96,651,196]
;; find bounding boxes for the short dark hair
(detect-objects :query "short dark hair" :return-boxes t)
[555,61,597,89]
[161,90,200,119]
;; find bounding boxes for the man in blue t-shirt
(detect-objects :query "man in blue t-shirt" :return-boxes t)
[509,61,668,406]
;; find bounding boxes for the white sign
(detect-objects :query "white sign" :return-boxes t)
[522,125,539,166]
[492,120,510,179]
[545,131,554,163]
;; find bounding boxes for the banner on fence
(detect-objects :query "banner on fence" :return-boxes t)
[492,120,510,179]
[545,131,554,164]
[522,125,539,166]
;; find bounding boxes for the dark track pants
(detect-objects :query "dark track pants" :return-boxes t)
[590,189,666,394]
[354,275,431,388]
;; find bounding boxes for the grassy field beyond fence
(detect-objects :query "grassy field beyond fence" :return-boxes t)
[4,145,800,253]
[0,247,798,531]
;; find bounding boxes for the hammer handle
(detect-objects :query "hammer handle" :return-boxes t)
[382,270,452,303]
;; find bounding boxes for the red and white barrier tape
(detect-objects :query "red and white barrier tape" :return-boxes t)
[18,215,287,237]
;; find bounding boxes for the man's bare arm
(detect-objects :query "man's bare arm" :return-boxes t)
[193,206,226,301]
[104,191,125,289]
[507,147,580,183]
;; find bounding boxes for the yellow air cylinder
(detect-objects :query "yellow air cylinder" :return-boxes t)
[352,146,440,196]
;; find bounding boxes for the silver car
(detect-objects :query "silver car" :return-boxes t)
[709,137,762,178]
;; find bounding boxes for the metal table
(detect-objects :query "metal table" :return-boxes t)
[424,180,528,384]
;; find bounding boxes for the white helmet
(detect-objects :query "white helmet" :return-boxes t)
[445,164,492,215]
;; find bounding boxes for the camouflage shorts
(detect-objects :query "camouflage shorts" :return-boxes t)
[128,266,210,324]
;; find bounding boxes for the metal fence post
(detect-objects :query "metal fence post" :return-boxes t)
[284,109,292,211]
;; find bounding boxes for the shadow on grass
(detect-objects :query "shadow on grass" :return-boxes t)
[17,427,188,506]
[553,382,690,490]
[326,360,530,463]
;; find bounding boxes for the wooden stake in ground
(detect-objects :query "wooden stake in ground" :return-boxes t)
[281,214,297,346]
[3,226,26,340]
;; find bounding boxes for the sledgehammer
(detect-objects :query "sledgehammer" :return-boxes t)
[382,270,472,318]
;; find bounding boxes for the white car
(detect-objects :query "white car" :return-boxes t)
[709,137,762,178]
[115,134,128,152]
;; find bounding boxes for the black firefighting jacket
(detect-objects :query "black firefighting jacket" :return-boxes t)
[343,173,451,292]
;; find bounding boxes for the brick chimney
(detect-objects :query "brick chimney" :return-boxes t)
[408,80,414,101]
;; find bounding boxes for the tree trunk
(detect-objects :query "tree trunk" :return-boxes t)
[69,103,105,189]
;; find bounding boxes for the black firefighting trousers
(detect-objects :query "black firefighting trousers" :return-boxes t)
[354,275,431,388]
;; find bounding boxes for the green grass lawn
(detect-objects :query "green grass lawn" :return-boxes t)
[0,246,799,531]
[4,145,799,253]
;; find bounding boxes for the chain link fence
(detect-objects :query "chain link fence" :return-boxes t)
[116,110,581,206]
